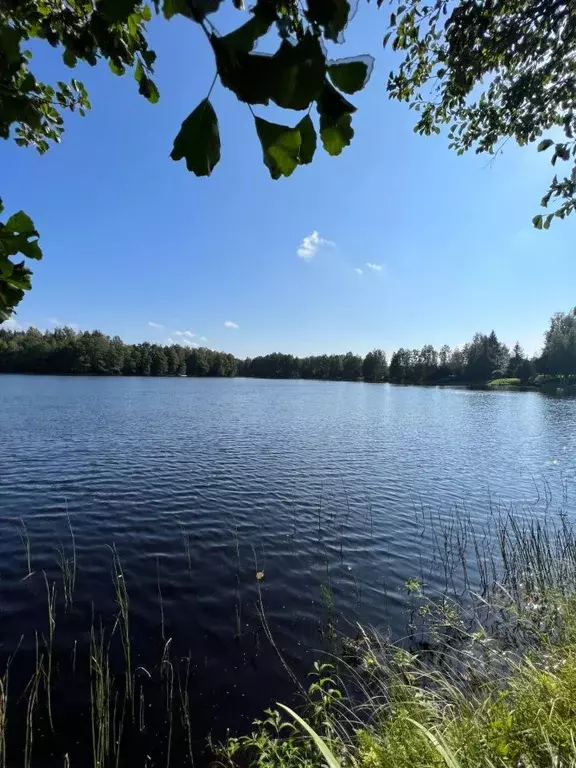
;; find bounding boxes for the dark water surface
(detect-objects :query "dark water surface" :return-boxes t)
[2,375,576,764]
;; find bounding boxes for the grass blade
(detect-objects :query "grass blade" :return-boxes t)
[277,703,342,768]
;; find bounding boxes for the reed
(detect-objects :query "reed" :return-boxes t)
[24,634,43,768]
[19,519,32,577]
[157,557,166,644]
[180,523,192,572]
[0,671,7,768]
[57,511,77,610]
[110,546,132,701]
[219,511,576,768]
[177,656,194,768]
[161,640,174,768]
[5,501,576,768]
[43,573,57,731]
[90,621,113,768]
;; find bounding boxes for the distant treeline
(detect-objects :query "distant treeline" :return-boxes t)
[1,308,575,383]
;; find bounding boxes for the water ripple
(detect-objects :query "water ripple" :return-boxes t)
[1,375,576,752]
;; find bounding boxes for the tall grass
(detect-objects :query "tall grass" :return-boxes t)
[0,671,7,768]
[161,639,175,768]
[180,523,193,572]
[19,519,32,577]
[43,573,57,731]
[219,513,576,768]
[177,656,194,768]
[110,545,132,701]
[57,512,77,610]
[90,621,113,768]
[24,634,43,768]
[3,504,576,768]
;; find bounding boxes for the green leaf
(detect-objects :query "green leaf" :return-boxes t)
[142,49,157,69]
[0,26,22,65]
[316,80,355,156]
[271,35,326,110]
[164,0,221,19]
[406,719,461,768]
[306,0,350,43]
[537,139,554,152]
[5,211,36,236]
[297,115,316,164]
[0,258,13,279]
[212,37,276,105]
[255,117,301,179]
[18,238,42,260]
[328,56,374,94]
[135,60,144,82]
[319,113,354,155]
[220,12,274,54]
[97,0,139,22]
[7,263,32,291]
[109,60,126,76]
[277,705,342,768]
[190,0,223,17]
[63,49,77,68]
[162,0,177,17]
[532,214,543,230]
[316,81,356,120]
[171,99,221,176]
[138,75,160,103]
[163,0,194,18]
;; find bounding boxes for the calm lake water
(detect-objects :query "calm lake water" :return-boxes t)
[1,375,576,764]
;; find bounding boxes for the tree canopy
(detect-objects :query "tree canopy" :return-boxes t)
[1,0,574,319]
[3,307,576,384]
[385,0,576,231]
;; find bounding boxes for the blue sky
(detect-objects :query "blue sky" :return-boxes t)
[2,3,575,358]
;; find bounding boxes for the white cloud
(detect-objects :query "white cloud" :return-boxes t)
[47,317,79,330]
[1,317,23,331]
[365,262,383,272]
[355,268,363,275]
[148,321,164,329]
[174,330,195,338]
[200,336,208,342]
[167,336,198,347]
[224,321,239,329]
[297,231,335,260]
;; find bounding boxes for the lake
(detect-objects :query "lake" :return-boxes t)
[1,375,576,765]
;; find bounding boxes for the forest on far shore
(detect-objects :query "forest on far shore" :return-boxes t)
[1,308,576,385]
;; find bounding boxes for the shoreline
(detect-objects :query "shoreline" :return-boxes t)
[1,370,571,396]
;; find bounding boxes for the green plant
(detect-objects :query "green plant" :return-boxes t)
[90,622,113,768]
[19,519,32,577]
[0,672,7,768]
[110,546,132,700]
[487,378,521,388]
[161,639,175,768]
[24,634,43,768]
[177,656,194,768]
[43,573,57,731]
[57,514,77,611]
[222,512,576,768]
